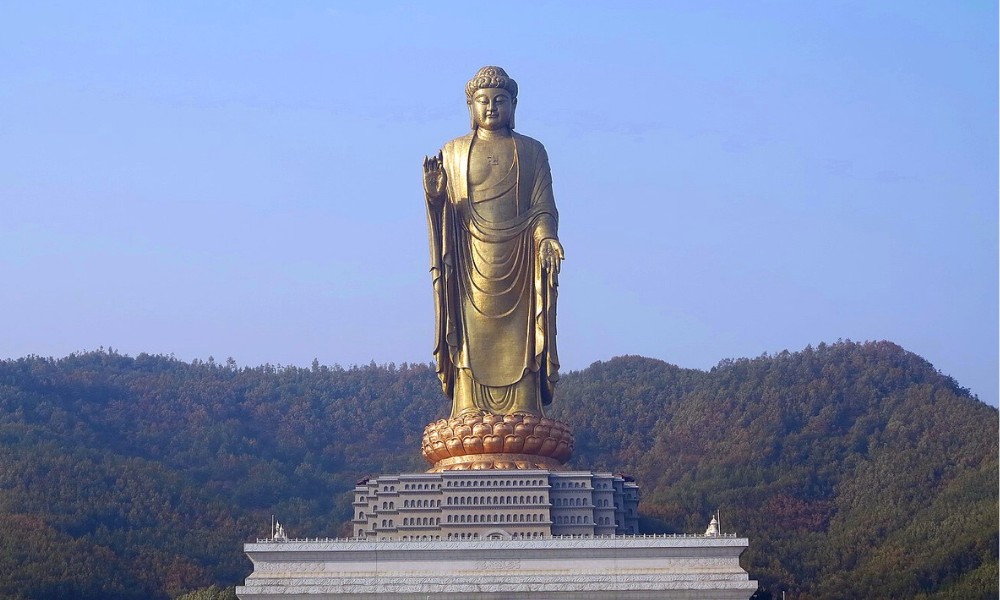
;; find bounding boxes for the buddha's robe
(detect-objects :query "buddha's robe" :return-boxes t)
[426,131,560,416]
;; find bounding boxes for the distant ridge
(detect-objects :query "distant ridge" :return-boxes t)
[0,340,995,599]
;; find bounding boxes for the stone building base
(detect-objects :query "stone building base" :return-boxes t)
[236,535,758,599]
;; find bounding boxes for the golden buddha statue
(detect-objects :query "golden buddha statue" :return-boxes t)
[423,66,564,419]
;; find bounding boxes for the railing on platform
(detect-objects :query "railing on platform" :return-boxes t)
[254,532,740,543]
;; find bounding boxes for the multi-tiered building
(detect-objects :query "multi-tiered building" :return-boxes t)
[352,470,639,541]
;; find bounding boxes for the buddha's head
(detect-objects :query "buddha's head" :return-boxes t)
[466,66,518,131]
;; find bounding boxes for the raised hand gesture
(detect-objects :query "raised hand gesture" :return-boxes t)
[423,150,447,202]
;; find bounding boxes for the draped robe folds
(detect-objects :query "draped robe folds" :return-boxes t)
[425,131,560,417]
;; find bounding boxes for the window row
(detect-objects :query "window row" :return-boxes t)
[447,532,543,540]
[551,497,611,508]
[553,497,592,507]
[445,479,544,488]
[402,517,441,527]
[446,513,542,524]
[403,483,440,491]
[554,515,591,525]
[403,499,441,508]
[446,495,542,506]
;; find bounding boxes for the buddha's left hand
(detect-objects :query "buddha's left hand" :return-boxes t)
[539,238,564,275]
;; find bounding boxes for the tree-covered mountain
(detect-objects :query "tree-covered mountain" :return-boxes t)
[0,341,995,599]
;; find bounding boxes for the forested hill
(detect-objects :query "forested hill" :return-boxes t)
[0,341,995,599]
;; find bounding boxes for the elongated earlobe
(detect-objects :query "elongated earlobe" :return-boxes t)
[467,101,477,130]
[509,100,516,130]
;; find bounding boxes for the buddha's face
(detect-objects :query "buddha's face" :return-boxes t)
[469,87,514,131]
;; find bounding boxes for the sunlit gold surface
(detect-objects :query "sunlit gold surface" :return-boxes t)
[424,66,564,419]
[421,412,574,471]
[426,454,567,472]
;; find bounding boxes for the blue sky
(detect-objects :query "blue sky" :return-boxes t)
[2,2,997,406]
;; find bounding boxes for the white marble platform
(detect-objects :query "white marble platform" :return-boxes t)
[236,535,758,599]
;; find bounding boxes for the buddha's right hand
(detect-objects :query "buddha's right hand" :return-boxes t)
[423,150,447,201]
